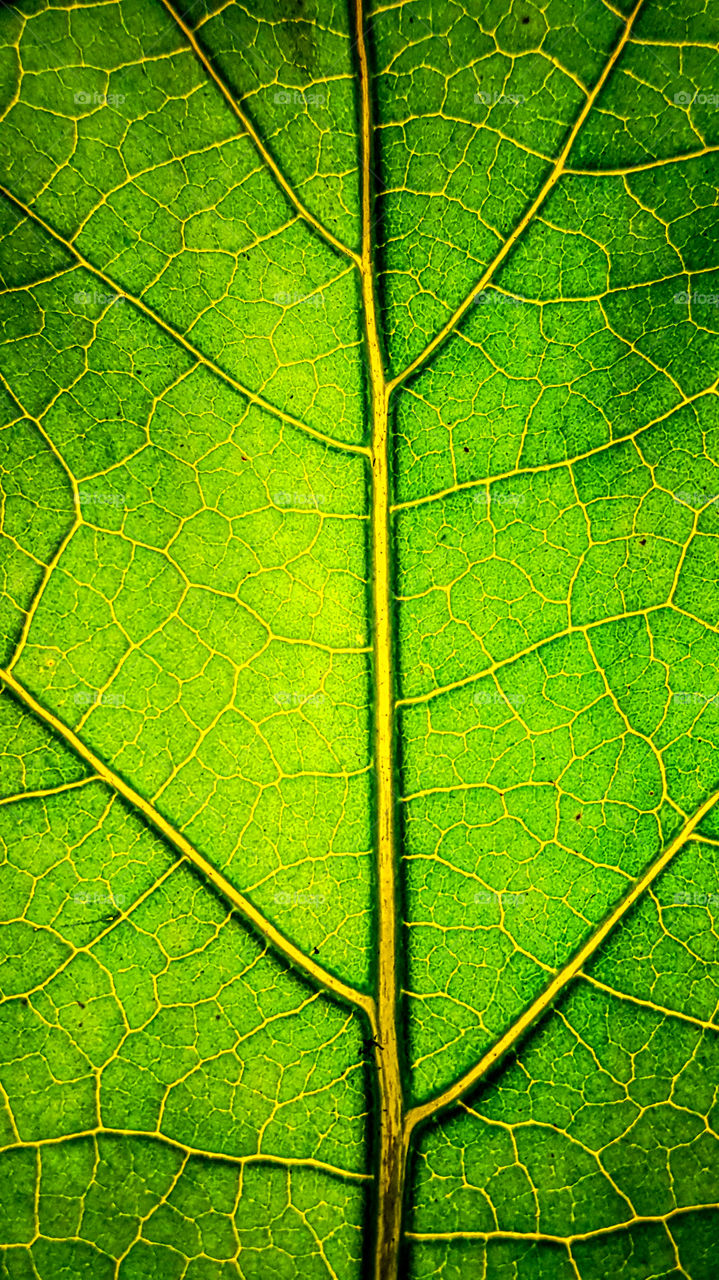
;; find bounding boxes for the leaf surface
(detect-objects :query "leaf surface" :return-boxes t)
[1,0,719,1276]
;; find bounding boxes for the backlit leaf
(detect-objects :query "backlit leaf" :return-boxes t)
[1,0,719,1276]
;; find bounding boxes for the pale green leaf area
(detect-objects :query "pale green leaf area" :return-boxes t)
[1,0,719,1276]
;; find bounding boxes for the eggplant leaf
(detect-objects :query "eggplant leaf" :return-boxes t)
[1,0,719,1277]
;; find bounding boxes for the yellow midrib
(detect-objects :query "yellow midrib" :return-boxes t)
[351,0,407,1275]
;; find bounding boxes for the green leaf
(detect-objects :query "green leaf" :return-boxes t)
[1,0,719,1277]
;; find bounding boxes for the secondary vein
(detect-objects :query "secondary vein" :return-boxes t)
[0,185,370,460]
[405,782,719,1135]
[386,0,645,394]
[157,0,361,268]
[0,666,374,1021]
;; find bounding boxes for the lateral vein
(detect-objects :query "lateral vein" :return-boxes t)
[156,0,361,268]
[405,783,719,1134]
[387,0,645,393]
[0,185,370,460]
[0,666,374,1020]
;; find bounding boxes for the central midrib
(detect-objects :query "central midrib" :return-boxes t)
[353,2,658,1274]
[351,0,406,1275]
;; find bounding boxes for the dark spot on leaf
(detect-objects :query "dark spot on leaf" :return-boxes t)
[362,1037,383,1056]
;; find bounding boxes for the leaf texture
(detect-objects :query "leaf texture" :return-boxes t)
[1,0,719,1277]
